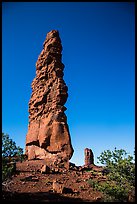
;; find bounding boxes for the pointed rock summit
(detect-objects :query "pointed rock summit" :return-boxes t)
[25,30,74,166]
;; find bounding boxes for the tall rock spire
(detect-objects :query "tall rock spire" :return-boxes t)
[25,30,73,166]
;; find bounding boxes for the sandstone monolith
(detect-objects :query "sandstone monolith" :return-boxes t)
[25,30,74,167]
[84,148,94,166]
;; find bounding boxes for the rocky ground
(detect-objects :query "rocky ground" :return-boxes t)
[2,160,107,202]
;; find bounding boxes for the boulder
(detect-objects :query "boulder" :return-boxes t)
[41,165,50,174]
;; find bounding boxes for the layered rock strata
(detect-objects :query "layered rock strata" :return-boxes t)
[25,30,73,166]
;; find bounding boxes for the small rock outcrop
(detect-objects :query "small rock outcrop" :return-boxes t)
[84,148,94,166]
[25,30,74,167]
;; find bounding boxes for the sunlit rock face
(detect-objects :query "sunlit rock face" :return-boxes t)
[25,30,73,166]
[84,148,94,166]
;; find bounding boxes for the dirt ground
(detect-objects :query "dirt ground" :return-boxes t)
[2,160,106,202]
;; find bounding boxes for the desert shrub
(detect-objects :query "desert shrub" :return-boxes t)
[2,133,23,158]
[2,160,15,181]
[2,133,24,181]
[88,147,135,202]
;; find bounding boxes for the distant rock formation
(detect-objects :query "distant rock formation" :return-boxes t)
[84,148,94,166]
[25,30,74,167]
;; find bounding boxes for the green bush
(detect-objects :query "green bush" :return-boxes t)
[2,133,24,181]
[88,147,135,202]
[2,133,23,159]
[2,161,15,181]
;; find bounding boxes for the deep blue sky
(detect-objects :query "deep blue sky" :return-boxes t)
[2,2,135,165]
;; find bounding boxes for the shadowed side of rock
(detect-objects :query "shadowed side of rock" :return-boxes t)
[25,30,74,166]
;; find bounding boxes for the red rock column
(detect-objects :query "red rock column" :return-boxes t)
[84,148,94,166]
[25,30,74,165]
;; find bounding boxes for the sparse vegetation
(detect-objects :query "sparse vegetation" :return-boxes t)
[88,147,135,202]
[2,133,24,181]
[2,136,135,202]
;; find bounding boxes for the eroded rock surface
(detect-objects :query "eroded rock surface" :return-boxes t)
[84,148,94,166]
[25,30,73,166]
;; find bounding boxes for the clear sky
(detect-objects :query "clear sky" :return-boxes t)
[2,2,135,165]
